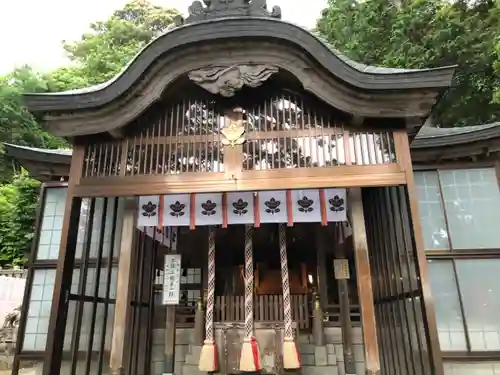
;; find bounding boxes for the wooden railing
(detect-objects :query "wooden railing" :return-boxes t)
[175,294,310,330]
[174,296,364,330]
[324,303,361,326]
[214,294,309,330]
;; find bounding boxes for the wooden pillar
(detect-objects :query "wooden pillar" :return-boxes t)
[165,228,183,374]
[42,145,85,375]
[315,227,328,309]
[394,130,444,375]
[349,188,380,375]
[109,197,138,375]
[313,228,327,346]
[164,303,177,372]
[194,297,205,345]
[332,231,356,375]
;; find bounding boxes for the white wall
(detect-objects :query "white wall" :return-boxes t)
[0,275,26,323]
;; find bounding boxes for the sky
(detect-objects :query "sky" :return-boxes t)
[0,0,327,74]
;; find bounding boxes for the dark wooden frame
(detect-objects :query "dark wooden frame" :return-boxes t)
[12,182,68,372]
[12,182,122,372]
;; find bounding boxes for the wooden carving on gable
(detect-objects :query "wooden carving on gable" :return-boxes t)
[188,64,279,97]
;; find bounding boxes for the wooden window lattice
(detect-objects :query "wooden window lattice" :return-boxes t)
[82,93,396,178]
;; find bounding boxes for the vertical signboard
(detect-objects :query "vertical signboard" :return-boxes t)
[163,254,182,305]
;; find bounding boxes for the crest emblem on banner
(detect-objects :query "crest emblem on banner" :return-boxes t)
[137,188,348,230]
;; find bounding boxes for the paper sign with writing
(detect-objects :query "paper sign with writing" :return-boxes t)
[162,254,182,305]
[334,259,350,280]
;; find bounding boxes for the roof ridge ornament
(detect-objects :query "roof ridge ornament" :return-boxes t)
[179,0,282,25]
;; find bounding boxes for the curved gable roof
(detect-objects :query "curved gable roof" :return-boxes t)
[23,17,455,113]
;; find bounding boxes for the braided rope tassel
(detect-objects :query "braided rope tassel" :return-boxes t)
[239,225,261,371]
[279,224,301,369]
[198,226,218,372]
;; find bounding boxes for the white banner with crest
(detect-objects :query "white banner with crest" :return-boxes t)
[137,188,347,229]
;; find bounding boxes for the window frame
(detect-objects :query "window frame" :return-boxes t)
[15,182,67,361]
[14,184,120,362]
[415,164,500,360]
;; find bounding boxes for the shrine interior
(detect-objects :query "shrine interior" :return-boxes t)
[148,223,359,331]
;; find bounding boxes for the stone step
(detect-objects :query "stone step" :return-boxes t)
[184,344,202,365]
[298,334,312,344]
[299,344,336,364]
[298,365,339,375]
[181,364,205,375]
[183,342,337,366]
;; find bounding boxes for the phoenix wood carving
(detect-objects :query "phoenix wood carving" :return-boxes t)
[188,64,279,97]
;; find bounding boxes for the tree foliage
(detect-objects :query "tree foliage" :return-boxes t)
[494,0,500,103]
[0,173,40,266]
[0,66,68,182]
[0,0,179,265]
[49,0,179,91]
[316,0,500,127]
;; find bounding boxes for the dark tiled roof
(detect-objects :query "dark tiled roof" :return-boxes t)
[412,122,500,148]
[25,18,455,101]
[4,143,72,156]
[3,143,72,164]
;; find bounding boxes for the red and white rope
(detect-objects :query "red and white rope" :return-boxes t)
[243,224,255,339]
[205,226,216,342]
[279,224,293,339]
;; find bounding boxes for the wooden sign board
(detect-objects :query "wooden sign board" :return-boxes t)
[163,254,182,305]
[334,259,350,280]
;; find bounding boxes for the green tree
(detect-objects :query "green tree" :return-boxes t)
[0,173,40,266]
[316,0,500,127]
[49,0,180,91]
[0,0,180,264]
[494,0,500,103]
[0,66,69,181]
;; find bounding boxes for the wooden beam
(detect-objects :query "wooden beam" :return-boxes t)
[74,165,406,197]
[109,197,138,375]
[42,145,85,375]
[393,131,444,375]
[349,187,380,375]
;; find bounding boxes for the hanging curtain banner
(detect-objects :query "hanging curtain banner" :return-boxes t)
[138,195,160,227]
[163,194,191,227]
[324,188,347,222]
[290,189,322,223]
[195,193,223,226]
[257,190,288,224]
[137,188,347,228]
[139,226,175,248]
[227,192,255,225]
[169,227,179,251]
[145,226,162,244]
